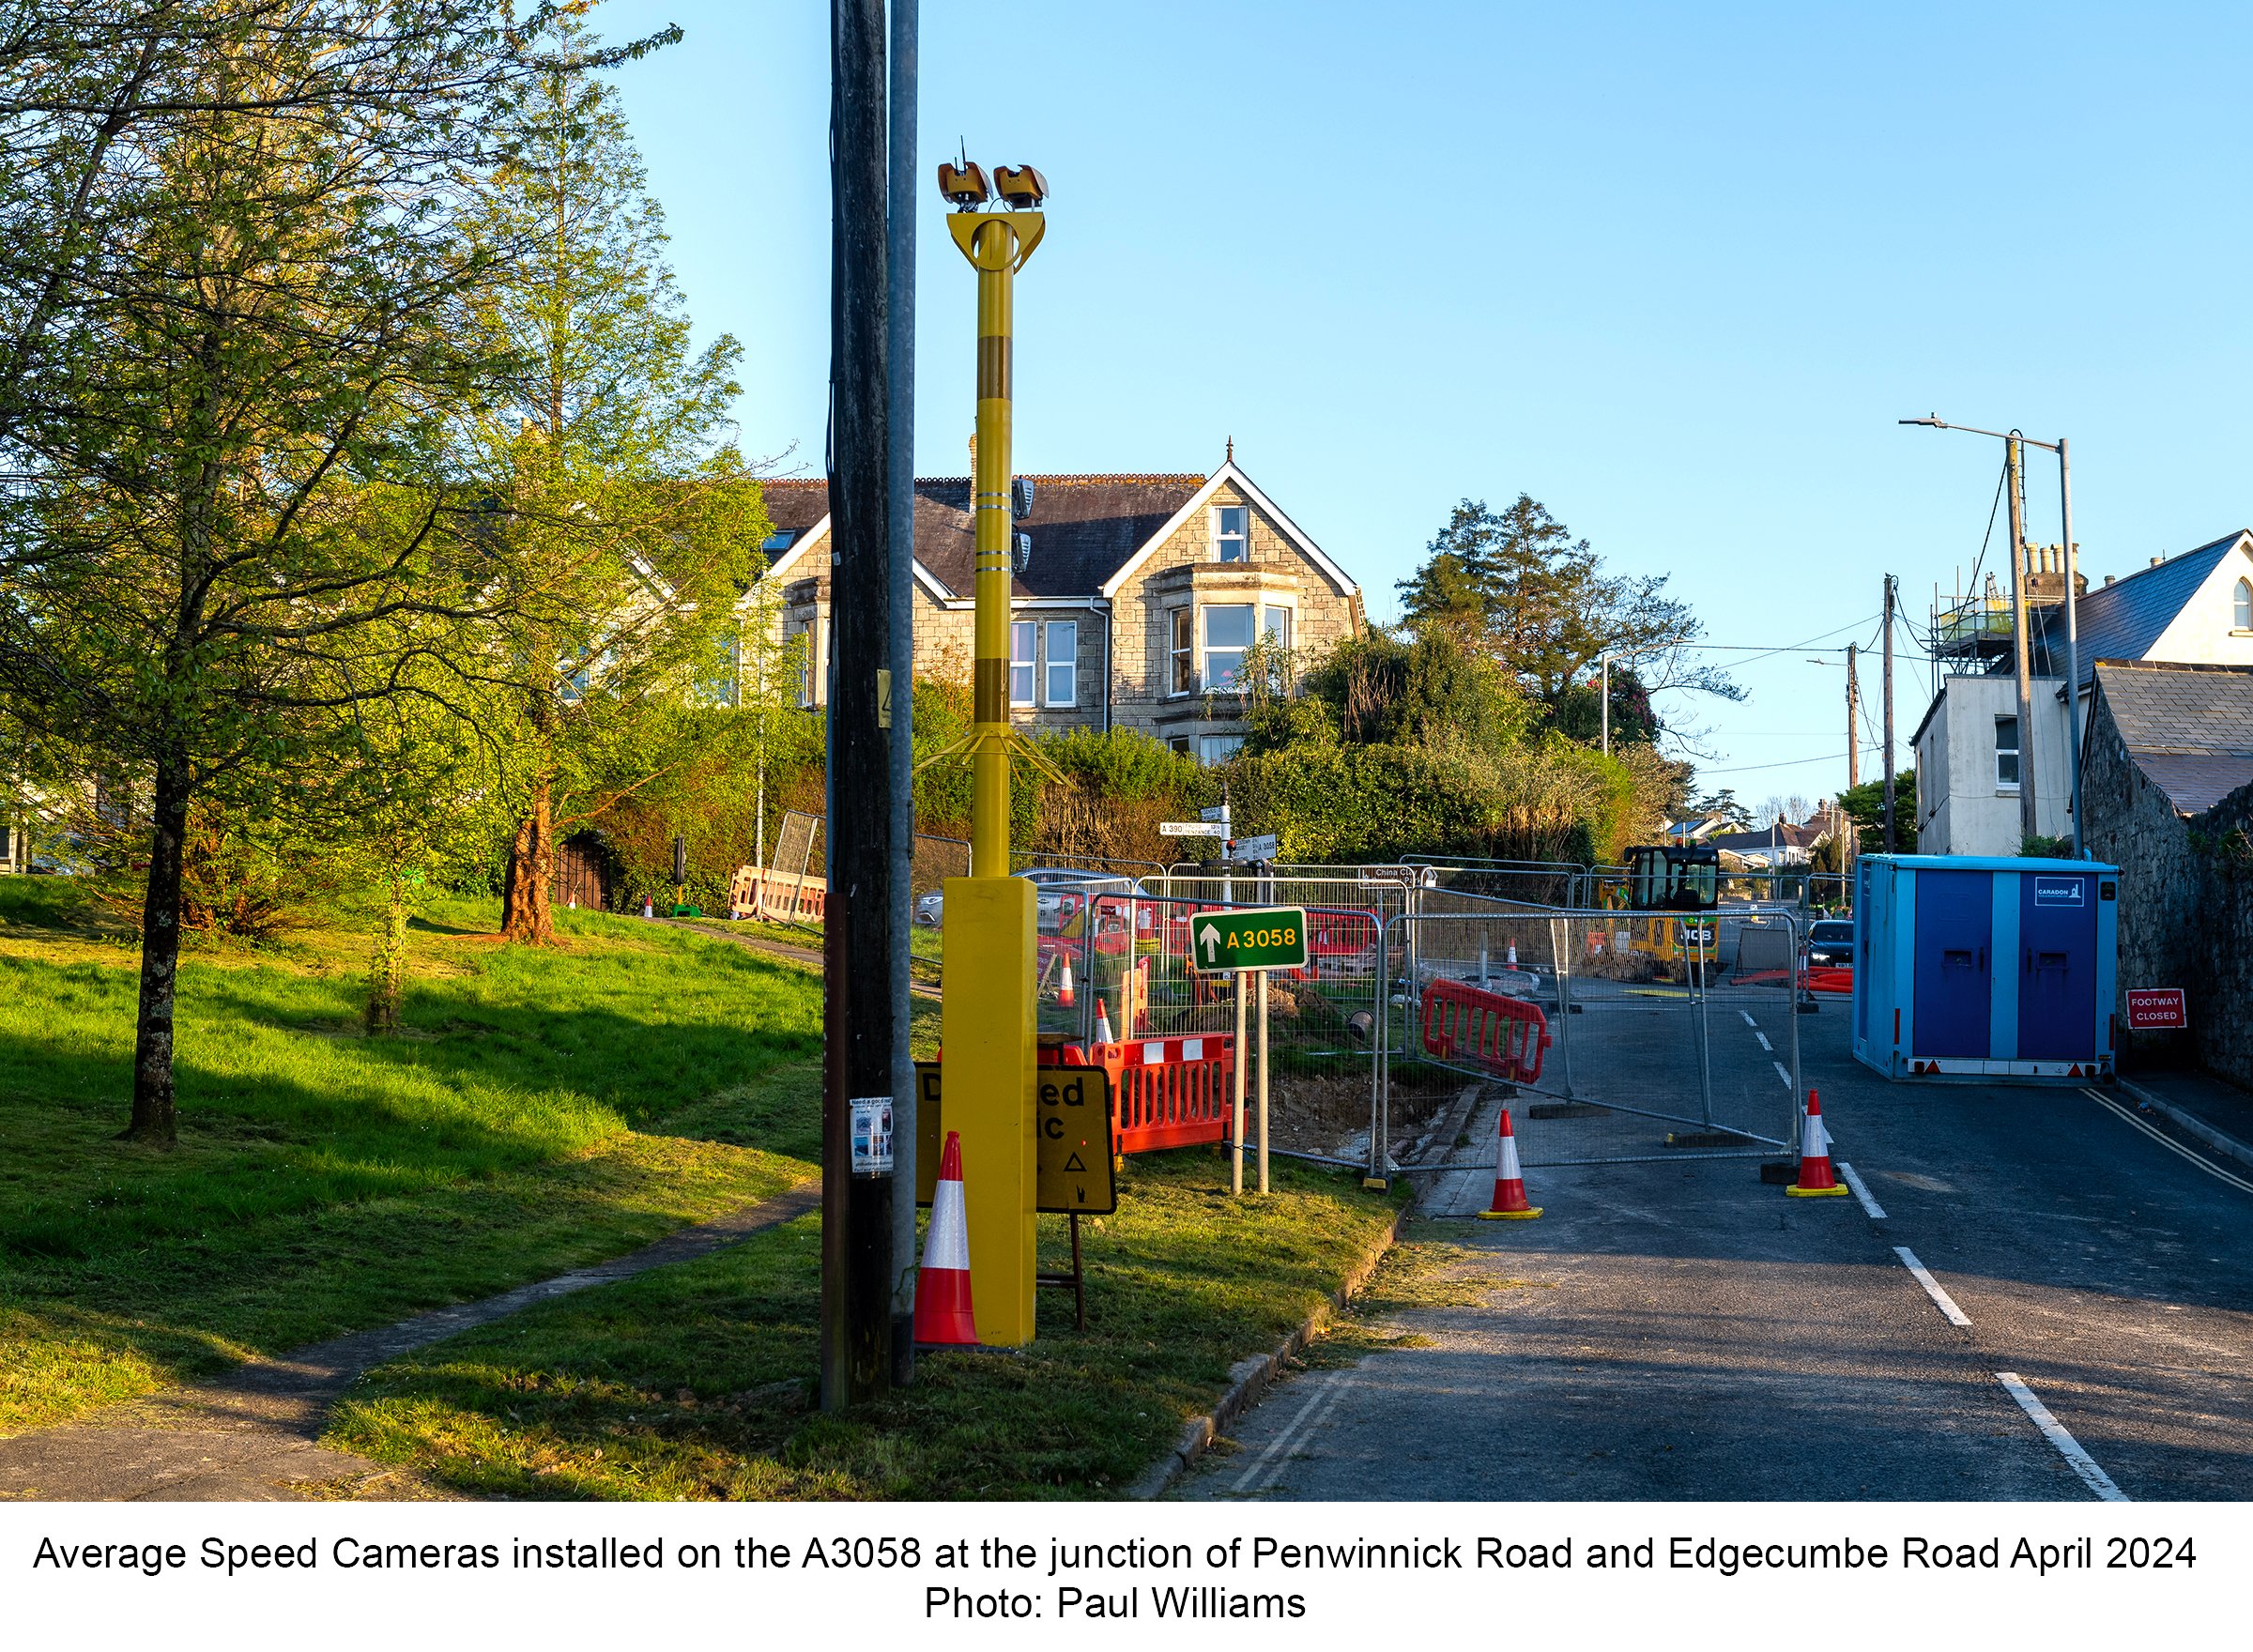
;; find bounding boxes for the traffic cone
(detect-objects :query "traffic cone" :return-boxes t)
[1093,995,1114,1046]
[1478,1107,1543,1219]
[1506,939,1519,968]
[1058,956,1075,1009]
[1786,1089,1849,1197]
[912,1131,979,1346]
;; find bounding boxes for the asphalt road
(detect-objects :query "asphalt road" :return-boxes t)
[1180,995,2253,1501]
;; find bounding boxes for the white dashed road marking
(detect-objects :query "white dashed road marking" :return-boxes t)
[1754,1032,1772,1052]
[1836,1161,1886,1218]
[1740,1011,1758,1029]
[1771,1061,1793,1090]
[1893,1247,1973,1327]
[1997,1372,2128,1502]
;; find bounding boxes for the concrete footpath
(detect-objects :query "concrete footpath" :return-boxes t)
[0,1182,817,1501]
[1179,1011,2253,1501]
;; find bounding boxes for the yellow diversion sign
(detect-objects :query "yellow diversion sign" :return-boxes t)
[912,1062,1118,1216]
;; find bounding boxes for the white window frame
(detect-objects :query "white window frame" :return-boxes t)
[1994,714,2021,791]
[1202,602,1256,691]
[2234,576,2252,632]
[1212,504,1249,564]
[1044,620,1078,708]
[786,617,820,708]
[1168,607,1194,696]
[1200,733,1245,766]
[1010,620,1036,707]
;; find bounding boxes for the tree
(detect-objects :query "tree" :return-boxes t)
[1396,495,1741,732]
[462,14,767,945]
[1689,788,1753,829]
[1837,769,1918,854]
[0,8,651,1144]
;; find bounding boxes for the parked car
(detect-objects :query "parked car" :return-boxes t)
[912,866,1123,929]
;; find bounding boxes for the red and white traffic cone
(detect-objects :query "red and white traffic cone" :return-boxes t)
[1505,939,1518,968]
[1786,1089,1849,1197]
[1093,995,1114,1046]
[1478,1107,1543,1220]
[1057,956,1075,1009]
[912,1130,979,1346]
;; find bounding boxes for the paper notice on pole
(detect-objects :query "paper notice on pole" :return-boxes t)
[850,1097,893,1176]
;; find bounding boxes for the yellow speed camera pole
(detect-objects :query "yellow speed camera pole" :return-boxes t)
[934,158,1046,1345]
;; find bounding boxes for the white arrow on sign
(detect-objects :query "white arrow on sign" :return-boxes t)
[1158,821,1228,837]
[1196,920,1221,963]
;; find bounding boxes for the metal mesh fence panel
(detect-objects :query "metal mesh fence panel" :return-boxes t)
[1374,907,1805,1173]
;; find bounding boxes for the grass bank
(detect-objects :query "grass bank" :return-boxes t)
[327,1150,1407,1499]
[0,880,825,1436]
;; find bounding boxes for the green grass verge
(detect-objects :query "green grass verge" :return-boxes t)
[326,1151,1407,1499]
[0,882,823,1436]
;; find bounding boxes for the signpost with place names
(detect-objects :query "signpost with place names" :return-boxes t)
[1187,907,1309,974]
[1158,820,1227,838]
[1227,834,1279,864]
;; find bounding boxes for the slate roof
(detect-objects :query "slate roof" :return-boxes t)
[756,474,1206,599]
[2027,532,2250,684]
[1702,822,1828,855]
[2092,659,2253,814]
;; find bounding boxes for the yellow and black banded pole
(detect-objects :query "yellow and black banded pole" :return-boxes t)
[935,161,1045,1346]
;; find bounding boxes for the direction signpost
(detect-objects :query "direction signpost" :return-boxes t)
[1158,820,1227,837]
[1181,906,1307,1199]
[1187,907,1309,973]
[1226,834,1280,864]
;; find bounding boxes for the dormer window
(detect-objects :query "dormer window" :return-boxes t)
[1214,505,1249,563]
[2234,576,2251,631]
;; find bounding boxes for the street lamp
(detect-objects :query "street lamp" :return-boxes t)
[1898,416,2083,858]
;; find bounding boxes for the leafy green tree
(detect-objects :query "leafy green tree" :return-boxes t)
[1397,496,1741,727]
[1836,769,1917,854]
[462,13,767,944]
[0,8,656,1143]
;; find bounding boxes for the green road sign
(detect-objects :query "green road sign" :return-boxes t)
[1188,907,1309,973]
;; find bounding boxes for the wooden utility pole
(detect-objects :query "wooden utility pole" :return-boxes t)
[821,0,895,1410]
[2005,436,2038,844]
[1845,643,1860,791]
[1881,578,1896,853]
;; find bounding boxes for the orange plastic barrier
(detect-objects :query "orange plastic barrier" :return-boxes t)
[1044,1034,1236,1155]
[1805,966,1853,995]
[1420,978,1550,1083]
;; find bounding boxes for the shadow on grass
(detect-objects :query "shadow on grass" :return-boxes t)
[328,1156,1409,1500]
[0,918,827,1436]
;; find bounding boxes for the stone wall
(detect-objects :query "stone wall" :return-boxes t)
[2081,691,2253,1085]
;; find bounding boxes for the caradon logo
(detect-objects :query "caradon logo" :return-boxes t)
[2032,877,2086,907]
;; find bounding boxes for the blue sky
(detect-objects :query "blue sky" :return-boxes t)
[593,1,2253,806]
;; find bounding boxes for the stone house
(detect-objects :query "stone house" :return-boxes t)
[1912,530,2253,855]
[746,454,1364,763]
[2078,659,2253,1086]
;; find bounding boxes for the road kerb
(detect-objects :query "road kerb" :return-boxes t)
[2113,1078,2253,1175]
[1126,1203,1411,1501]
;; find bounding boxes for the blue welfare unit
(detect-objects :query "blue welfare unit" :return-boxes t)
[1851,855,2120,1083]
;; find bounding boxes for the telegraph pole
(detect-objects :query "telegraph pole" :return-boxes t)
[884,0,919,1386]
[2005,435,2038,843]
[821,0,895,1410]
[1845,643,1859,792]
[2059,436,2084,857]
[1881,578,1896,853]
